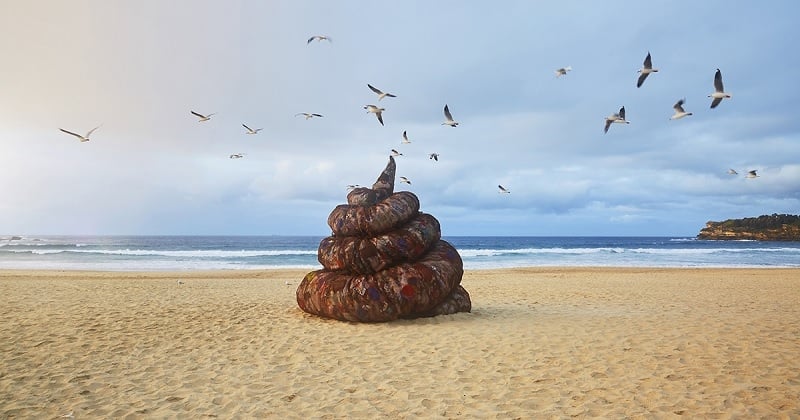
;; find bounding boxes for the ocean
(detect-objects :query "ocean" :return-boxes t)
[1,235,798,271]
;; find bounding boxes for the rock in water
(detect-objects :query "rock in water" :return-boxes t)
[296,156,471,322]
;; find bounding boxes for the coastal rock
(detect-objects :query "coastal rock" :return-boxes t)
[697,214,800,241]
[296,157,471,322]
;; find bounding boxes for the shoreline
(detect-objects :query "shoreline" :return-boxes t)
[1,264,799,275]
[2,268,799,417]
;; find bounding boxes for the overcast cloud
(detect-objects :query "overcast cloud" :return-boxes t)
[1,1,798,236]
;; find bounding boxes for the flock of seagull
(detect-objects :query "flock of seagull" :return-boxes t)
[603,53,732,134]
[597,52,748,178]
[57,38,755,199]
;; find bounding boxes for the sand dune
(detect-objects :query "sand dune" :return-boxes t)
[1,268,798,418]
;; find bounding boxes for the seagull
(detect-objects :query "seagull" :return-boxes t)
[176,279,184,285]
[229,153,244,159]
[604,106,630,133]
[399,176,411,184]
[191,111,214,122]
[429,153,439,161]
[390,149,403,157]
[307,35,331,44]
[727,169,739,175]
[746,170,759,178]
[555,66,572,77]
[363,105,385,126]
[295,112,323,119]
[60,411,74,419]
[346,184,361,190]
[242,124,262,134]
[709,68,732,109]
[498,185,511,194]
[59,126,100,142]
[442,104,458,127]
[368,84,396,101]
[401,130,411,144]
[670,99,693,120]
[637,52,658,88]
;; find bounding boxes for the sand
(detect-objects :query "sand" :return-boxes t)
[1,268,799,419]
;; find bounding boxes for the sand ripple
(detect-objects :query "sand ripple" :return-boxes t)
[1,268,799,418]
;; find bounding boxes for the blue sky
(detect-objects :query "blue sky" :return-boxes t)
[1,1,798,236]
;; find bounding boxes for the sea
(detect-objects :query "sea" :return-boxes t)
[1,235,798,271]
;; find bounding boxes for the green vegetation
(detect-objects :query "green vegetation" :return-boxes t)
[698,214,800,241]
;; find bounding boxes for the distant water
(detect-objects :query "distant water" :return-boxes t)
[1,236,799,271]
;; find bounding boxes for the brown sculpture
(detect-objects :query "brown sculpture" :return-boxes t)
[296,157,471,322]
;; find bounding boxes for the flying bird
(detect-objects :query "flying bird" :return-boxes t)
[229,153,244,159]
[347,184,361,190]
[307,35,331,44]
[295,112,323,119]
[367,84,396,101]
[709,68,732,109]
[604,106,630,133]
[429,153,439,161]
[670,99,693,120]
[191,111,214,122]
[401,130,411,144]
[498,185,511,194]
[59,126,100,142]
[399,176,411,184]
[746,170,759,178]
[390,149,403,157]
[727,169,739,175]
[442,104,459,127]
[242,124,262,134]
[364,105,385,126]
[555,66,572,77]
[637,52,658,88]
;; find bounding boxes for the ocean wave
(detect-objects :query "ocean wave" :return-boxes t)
[457,246,800,258]
[0,248,318,257]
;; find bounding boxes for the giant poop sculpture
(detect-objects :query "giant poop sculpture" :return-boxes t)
[296,157,471,322]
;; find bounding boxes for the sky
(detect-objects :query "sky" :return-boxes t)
[1,1,799,236]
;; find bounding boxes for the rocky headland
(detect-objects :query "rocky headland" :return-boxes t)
[697,214,800,241]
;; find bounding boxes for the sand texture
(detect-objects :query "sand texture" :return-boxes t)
[1,268,799,418]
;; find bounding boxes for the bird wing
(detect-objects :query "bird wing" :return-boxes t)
[674,99,686,112]
[367,84,382,95]
[385,93,396,98]
[307,36,316,44]
[402,131,408,141]
[312,113,323,117]
[444,104,453,121]
[498,185,508,192]
[59,128,82,139]
[714,69,724,92]
[191,111,205,118]
[619,107,626,120]
[242,124,252,131]
[710,97,722,109]
[85,126,101,137]
[643,52,652,69]
[636,72,649,88]
[376,112,384,126]
[604,119,612,133]
[749,170,758,176]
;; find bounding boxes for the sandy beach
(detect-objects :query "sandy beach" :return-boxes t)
[1,268,798,419]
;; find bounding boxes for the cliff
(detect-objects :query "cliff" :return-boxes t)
[697,214,800,241]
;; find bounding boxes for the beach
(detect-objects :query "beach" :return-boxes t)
[1,268,798,419]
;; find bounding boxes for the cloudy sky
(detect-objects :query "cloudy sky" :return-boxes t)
[1,1,798,236]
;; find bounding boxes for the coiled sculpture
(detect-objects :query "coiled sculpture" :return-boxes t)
[296,157,471,322]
